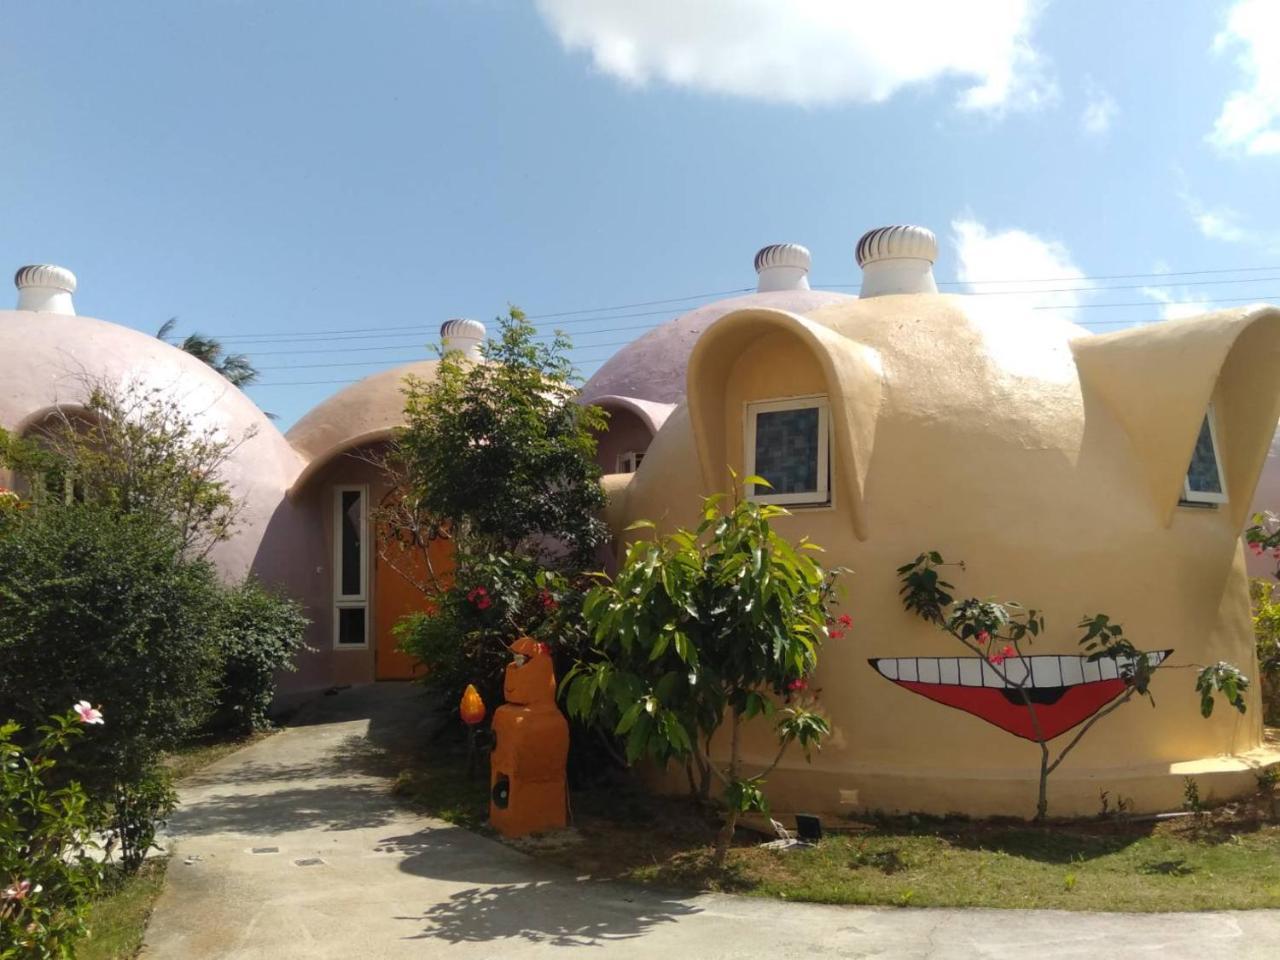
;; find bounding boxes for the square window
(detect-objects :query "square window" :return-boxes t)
[745,397,830,506]
[336,606,367,646]
[1183,406,1227,505]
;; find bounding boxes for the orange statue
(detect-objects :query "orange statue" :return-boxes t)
[489,636,569,837]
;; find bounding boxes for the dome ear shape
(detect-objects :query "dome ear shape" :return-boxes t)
[1072,305,1280,528]
[685,307,884,541]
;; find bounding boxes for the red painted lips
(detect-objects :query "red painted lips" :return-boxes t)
[868,651,1172,741]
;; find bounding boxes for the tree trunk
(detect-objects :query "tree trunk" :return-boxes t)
[712,710,742,869]
[1036,742,1050,820]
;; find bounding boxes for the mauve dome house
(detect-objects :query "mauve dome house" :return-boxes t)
[0,265,306,582]
[582,243,856,477]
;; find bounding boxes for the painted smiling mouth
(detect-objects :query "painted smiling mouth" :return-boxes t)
[868,651,1172,741]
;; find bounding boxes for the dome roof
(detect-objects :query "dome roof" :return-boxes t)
[0,308,304,577]
[580,288,856,406]
[286,360,439,488]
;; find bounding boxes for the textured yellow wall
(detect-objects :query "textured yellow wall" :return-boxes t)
[614,295,1280,817]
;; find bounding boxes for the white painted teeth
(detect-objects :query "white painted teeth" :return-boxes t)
[870,651,1168,688]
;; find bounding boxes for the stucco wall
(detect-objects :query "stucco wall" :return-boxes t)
[616,297,1280,818]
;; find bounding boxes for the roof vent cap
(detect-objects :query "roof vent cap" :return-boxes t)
[440,318,486,359]
[15,264,77,315]
[855,226,938,298]
[754,243,811,292]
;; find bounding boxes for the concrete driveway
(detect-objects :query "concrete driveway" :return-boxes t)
[143,683,1280,959]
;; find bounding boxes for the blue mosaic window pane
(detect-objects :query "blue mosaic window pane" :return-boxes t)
[754,407,819,496]
[1186,414,1223,496]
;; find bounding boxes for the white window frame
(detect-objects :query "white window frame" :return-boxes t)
[1182,404,1228,506]
[616,450,645,473]
[744,395,831,506]
[333,484,369,649]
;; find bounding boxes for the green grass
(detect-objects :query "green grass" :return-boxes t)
[163,728,274,781]
[79,861,168,960]
[397,739,1280,911]
[75,729,270,957]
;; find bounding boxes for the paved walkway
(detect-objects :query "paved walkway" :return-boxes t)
[143,683,1280,959]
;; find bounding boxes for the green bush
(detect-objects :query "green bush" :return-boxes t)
[0,503,223,822]
[395,552,589,710]
[564,486,842,866]
[1249,578,1280,726]
[213,578,311,734]
[1,707,104,958]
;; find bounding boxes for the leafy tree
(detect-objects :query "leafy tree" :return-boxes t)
[897,551,1249,820]
[563,481,843,867]
[389,307,608,567]
[380,307,609,700]
[23,376,254,558]
[156,317,260,388]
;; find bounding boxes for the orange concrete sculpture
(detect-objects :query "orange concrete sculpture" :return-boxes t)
[489,636,569,837]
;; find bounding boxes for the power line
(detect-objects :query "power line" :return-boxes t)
[168,272,1280,346]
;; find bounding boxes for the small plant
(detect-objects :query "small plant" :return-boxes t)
[565,478,845,867]
[1256,766,1279,819]
[1064,872,1078,892]
[896,552,1249,820]
[106,765,178,874]
[1,704,105,957]
[1182,776,1205,818]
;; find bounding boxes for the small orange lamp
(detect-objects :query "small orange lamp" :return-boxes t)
[459,683,487,775]
[460,684,486,726]
[489,637,569,837]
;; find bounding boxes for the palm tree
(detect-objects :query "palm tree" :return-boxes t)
[156,318,260,388]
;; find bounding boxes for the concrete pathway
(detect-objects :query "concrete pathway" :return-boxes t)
[143,683,1280,959]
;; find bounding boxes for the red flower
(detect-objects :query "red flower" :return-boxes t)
[787,678,808,692]
[467,586,492,610]
[976,629,991,643]
[1251,541,1265,556]
[988,644,1016,666]
[838,613,853,628]
[828,629,846,640]
[538,590,558,612]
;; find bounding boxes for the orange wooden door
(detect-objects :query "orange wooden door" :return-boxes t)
[374,533,454,680]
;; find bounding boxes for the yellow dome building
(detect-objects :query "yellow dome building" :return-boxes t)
[605,225,1280,818]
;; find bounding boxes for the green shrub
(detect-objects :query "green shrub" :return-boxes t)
[106,765,177,876]
[1,707,104,958]
[1249,577,1280,725]
[0,503,223,835]
[395,552,589,709]
[213,578,311,734]
[564,485,843,866]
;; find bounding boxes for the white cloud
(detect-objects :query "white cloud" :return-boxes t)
[951,218,1088,320]
[535,0,1055,112]
[1140,286,1205,322]
[1208,0,1280,155]
[1179,187,1280,251]
[1080,79,1117,136]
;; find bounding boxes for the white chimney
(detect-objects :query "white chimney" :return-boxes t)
[754,243,811,292]
[440,318,486,359]
[855,225,938,298]
[15,264,77,315]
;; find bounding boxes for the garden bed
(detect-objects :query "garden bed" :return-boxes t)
[395,733,1280,912]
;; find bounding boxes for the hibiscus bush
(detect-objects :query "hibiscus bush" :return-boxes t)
[1,705,105,958]
[395,551,590,710]
[0,502,223,873]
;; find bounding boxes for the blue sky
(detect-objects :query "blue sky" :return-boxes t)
[3,0,1279,427]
